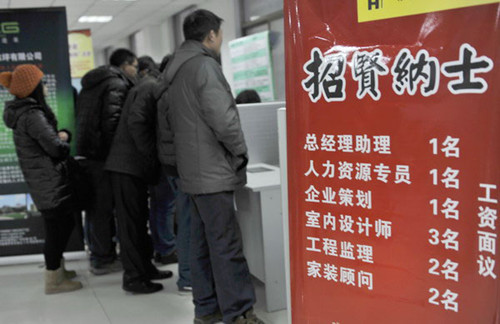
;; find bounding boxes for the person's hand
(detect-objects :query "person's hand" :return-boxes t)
[58,131,69,142]
[236,154,249,171]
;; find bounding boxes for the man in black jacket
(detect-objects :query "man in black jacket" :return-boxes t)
[76,48,137,275]
[105,57,173,294]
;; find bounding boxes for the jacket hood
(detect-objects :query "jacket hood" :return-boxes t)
[3,98,40,129]
[139,72,159,84]
[147,68,161,79]
[81,65,134,90]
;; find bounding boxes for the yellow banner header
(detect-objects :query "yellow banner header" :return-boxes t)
[68,29,95,79]
[357,0,499,22]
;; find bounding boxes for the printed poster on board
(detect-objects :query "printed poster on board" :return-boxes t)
[0,7,83,256]
[68,29,95,79]
[285,0,499,323]
[229,31,276,102]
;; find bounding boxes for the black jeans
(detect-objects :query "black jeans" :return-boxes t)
[190,191,256,323]
[110,172,156,283]
[86,160,117,266]
[42,211,76,270]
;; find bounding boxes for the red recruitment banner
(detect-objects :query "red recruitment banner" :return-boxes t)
[284,1,499,323]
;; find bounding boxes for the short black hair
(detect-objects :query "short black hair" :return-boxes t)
[235,89,261,104]
[183,9,223,42]
[138,56,157,73]
[109,48,136,67]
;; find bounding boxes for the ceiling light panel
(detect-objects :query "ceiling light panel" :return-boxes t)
[78,15,113,23]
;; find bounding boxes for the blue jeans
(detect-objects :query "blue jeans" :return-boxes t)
[149,171,176,256]
[167,176,192,289]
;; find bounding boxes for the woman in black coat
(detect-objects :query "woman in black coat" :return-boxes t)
[0,64,82,294]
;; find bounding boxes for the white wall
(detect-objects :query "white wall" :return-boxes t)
[133,18,176,63]
[197,0,241,91]
[94,37,131,67]
[94,50,106,67]
[95,18,175,67]
[92,1,241,90]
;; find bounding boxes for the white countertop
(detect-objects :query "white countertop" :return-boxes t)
[245,163,281,191]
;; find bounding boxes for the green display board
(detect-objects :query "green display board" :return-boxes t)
[229,31,276,101]
[0,7,82,256]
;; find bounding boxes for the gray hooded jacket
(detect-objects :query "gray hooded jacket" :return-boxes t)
[160,40,248,194]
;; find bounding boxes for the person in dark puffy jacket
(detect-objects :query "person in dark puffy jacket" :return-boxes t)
[76,48,137,275]
[130,56,179,271]
[105,56,173,294]
[0,64,82,295]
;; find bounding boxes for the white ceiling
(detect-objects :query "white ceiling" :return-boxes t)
[2,0,207,50]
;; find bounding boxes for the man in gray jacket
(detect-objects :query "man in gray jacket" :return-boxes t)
[160,9,263,324]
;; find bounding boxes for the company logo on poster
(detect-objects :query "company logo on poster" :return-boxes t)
[0,21,20,44]
[0,22,19,34]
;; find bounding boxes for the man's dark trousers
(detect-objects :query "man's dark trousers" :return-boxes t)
[87,160,117,266]
[110,172,156,283]
[190,191,256,323]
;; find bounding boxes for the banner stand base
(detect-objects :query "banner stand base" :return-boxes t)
[0,251,88,266]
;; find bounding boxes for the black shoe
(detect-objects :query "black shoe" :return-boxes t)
[233,308,265,324]
[90,260,122,275]
[122,280,163,294]
[148,270,173,281]
[154,251,178,265]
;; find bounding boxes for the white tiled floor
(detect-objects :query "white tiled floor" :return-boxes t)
[0,256,288,324]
